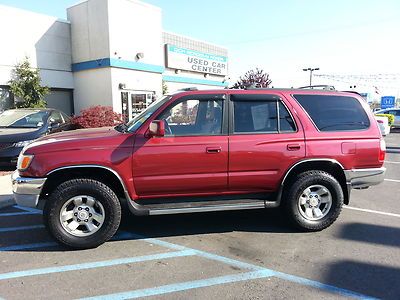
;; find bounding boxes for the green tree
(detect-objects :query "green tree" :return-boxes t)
[8,57,49,108]
[231,68,272,89]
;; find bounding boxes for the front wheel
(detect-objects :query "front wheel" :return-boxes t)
[284,170,344,231]
[44,178,121,249]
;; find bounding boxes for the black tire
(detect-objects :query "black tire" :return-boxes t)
[283,170,343,231]
[44,178,121,249]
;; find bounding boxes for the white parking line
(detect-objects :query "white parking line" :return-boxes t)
[345,206,400,218]
[384,179,400,183]
[385,161,400,164]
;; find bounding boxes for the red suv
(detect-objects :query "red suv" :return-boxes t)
[12,88,386,249]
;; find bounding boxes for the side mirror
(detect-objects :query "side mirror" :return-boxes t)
[148,120,165,137]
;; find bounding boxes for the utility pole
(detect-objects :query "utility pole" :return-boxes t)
[303,67,319,86]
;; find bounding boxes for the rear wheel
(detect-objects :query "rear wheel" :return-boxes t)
[284,170,343,231]
[44,178,121,249]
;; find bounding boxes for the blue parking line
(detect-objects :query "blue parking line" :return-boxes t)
[0,211,40,217]
[13,205,42,214]
[0,241,59,252]
[0,224,44,233]
[0,231,141,252]
[0,250,195,280]
[118,231,377,299]
[273,272,377,300]
[80,269,275,300]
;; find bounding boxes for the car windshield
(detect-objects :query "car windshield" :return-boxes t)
[126,96,171,132]
[0,110,48,128]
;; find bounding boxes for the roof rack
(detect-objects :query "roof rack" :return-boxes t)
[297,85,336,90]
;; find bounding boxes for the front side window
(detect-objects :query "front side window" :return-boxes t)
[293,94,370,131]
[157,98,223,136]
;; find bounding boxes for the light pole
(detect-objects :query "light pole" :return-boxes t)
[303,67,319,86]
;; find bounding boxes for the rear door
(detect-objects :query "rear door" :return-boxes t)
[228,93,306,192]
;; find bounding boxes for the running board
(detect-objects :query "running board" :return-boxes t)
[148,201,266,215]
[126,198,278,216]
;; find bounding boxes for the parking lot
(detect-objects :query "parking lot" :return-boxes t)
[0,134,399,299]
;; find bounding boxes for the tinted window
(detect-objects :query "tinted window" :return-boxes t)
[279,102,296,132]
[158,98,223,136]
[234,101,278,133]
[49,111,63,124]
[293,95,370,131]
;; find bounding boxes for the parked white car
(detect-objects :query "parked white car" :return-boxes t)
[375,108,400,128]
[374,115,390,136]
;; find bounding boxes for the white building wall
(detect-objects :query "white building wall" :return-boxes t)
[0,5,73,88]
[73,68,113,114]
[67,0,111,63]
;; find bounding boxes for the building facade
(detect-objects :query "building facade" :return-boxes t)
[0,0,229,120]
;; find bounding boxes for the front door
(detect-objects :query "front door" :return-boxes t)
[132,94,228,198]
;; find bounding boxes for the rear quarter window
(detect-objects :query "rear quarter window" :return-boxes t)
[293,94,370,131]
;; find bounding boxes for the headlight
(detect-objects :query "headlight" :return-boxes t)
[14,140,35,148]
[17,153,34,171]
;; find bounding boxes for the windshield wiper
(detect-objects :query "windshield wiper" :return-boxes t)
[114,123,128,133]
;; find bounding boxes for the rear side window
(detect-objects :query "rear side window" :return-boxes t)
[231,94,296,134]
[293,95,370,131]
[234,101,277,133]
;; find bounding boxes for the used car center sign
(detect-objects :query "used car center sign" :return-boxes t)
[166,44,228,76]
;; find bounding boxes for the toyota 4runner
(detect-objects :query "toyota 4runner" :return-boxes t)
[12,88,386,249]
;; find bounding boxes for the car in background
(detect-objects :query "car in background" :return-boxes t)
[374,115,390,136]
[0,108,73,166]
[375,108,400,128]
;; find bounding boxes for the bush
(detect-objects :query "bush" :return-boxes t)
[375,113,395,126]
[72,106,124,129]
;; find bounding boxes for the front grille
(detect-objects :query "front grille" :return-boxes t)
[0,143,13,150]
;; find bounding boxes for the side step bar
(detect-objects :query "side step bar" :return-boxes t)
[149,201,266,215]
[126,199,280,216]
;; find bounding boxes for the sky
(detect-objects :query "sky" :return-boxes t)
[1,0,400,96]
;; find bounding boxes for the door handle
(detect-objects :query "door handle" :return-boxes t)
[287,144,301,151]
[206,147,222,154]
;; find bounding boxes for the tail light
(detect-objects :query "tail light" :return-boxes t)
[379,139,386,162]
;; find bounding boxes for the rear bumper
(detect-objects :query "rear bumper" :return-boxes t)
[12,171,47,208]
[344,167,386,189]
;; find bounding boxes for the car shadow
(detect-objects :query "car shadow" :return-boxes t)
[336,222,400,247]
[324,260,400,299]
[120,208,299,238]
[0,208,300,252]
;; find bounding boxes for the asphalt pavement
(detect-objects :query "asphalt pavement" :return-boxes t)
[0,133,399,299]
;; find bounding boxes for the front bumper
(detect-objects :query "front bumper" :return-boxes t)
[344,167,386,189]
[12,171,47,208]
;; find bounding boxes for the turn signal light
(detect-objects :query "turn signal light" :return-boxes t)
[17,154,34,171]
